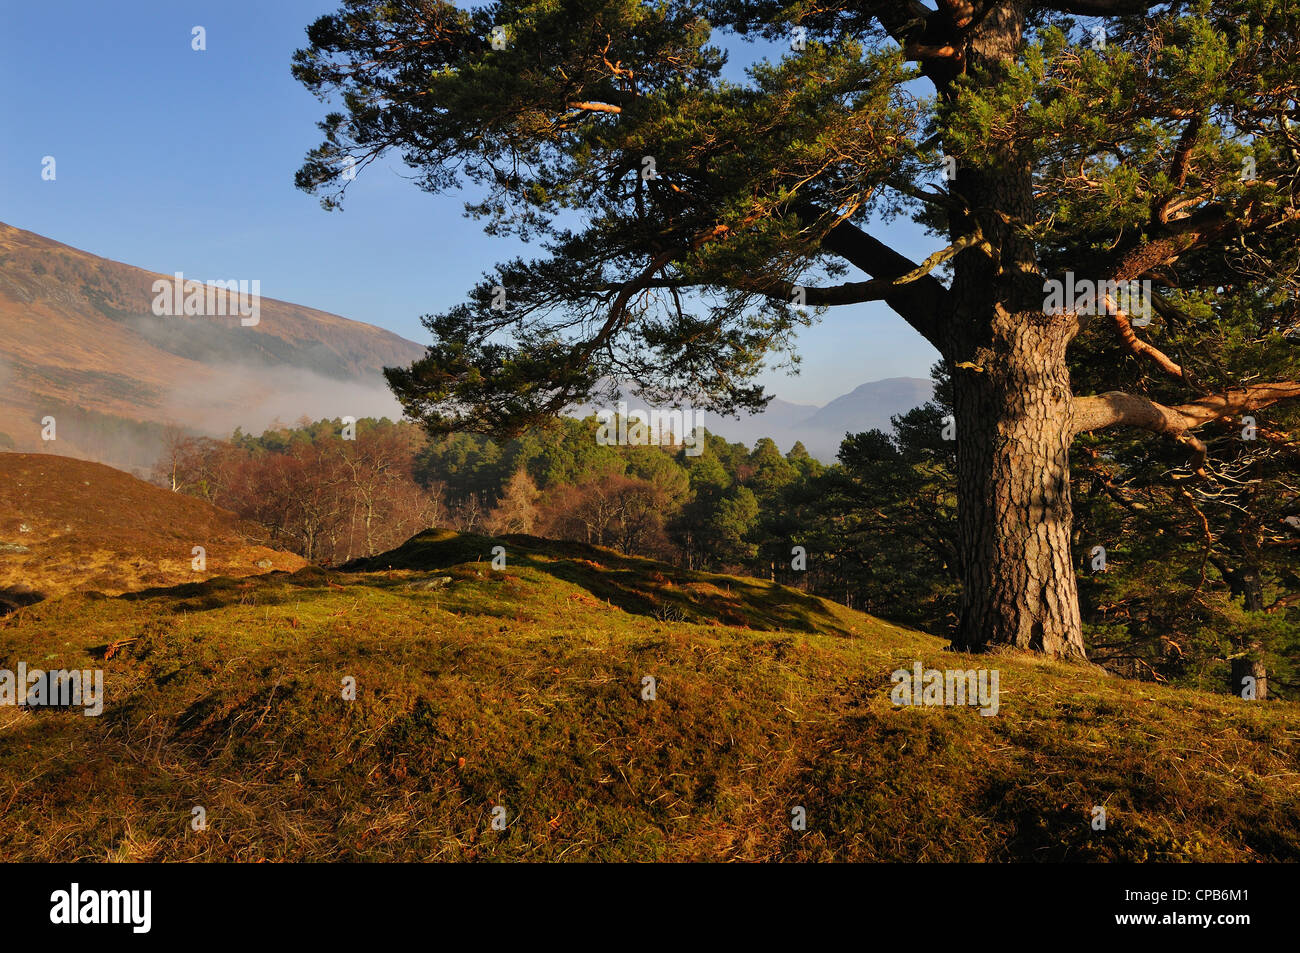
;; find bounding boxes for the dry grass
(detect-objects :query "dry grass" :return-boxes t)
[0,529,1296,861]
[0,453,304,610]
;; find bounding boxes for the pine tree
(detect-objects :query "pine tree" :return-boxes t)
[294,0,1300,657]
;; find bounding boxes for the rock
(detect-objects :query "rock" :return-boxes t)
[255,559,273,569]
[0,543,30,554]
[409,575,453,591]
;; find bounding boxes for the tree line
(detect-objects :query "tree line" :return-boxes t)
[152,371,1299,698]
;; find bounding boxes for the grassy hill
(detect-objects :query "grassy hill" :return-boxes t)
[1,528,1297,861]
[0,453,305,613]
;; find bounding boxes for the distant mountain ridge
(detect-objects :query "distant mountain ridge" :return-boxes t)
[0,221,425,465]
[579,377,934,462]
[705,377,934,461]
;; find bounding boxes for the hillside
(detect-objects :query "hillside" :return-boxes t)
[0,528,1295,861]
[0,221,425,465]
[0,453,305,612]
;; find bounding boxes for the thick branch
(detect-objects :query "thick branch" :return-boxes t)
[1153,113,1204,225]
[1073,390,1211,475]
[766,229,987,308]
[1266,592,1300,614]
[800,208,952,349]
[1109,206,1230,285]
[1074,382,1300,435]
[1071,382,1300,474]
[1070,205,1230,338]
[936,0,978,29]
[596,275,899,306]
[565,101,622,115]
[1109,309,1185,380]
[592,219,974,313]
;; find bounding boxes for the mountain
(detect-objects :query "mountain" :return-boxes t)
[704,377,935,461]
[576,378,934,462]
[699,395,821,449]
[800,377,936,440]
[0,221,425,468]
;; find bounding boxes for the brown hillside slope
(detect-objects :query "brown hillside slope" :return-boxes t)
[0,453,305,610]
[0,221,425,459]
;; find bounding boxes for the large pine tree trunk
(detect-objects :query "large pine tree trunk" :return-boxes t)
[950,310,1086,657]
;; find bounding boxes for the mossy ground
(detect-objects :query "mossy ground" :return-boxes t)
[1,529,1296,861]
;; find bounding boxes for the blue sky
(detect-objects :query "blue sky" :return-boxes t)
[0,0,941,405]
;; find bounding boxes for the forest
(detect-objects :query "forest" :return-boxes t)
[152,354,1300,700]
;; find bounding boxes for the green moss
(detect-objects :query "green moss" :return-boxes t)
[0,532,1295,861]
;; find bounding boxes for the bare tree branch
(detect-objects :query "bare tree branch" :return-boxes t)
[1072,382,1300,475]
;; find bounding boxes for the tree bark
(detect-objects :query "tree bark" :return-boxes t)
[950,310,1087,657]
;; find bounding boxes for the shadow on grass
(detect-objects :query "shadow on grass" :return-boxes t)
[0,585,46,617]
[344,528,852,635]
[118,565,347,613]
[111,529,853,636]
